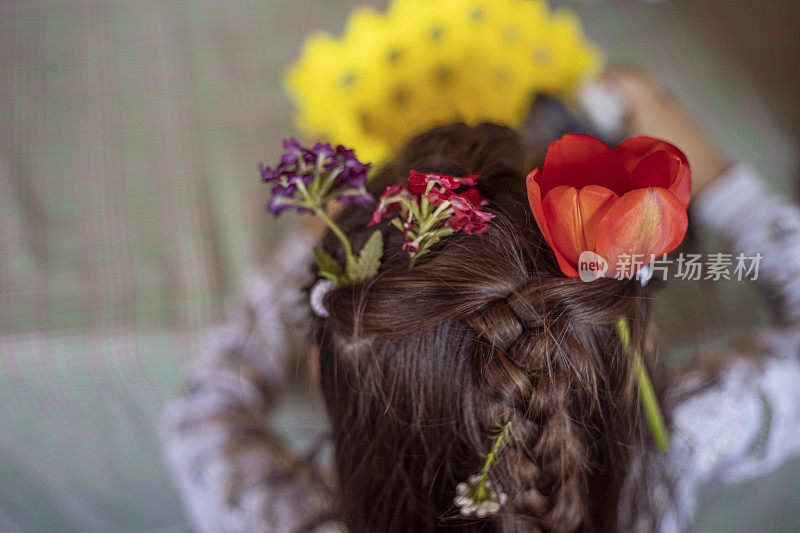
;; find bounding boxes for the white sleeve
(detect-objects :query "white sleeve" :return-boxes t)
[692,163,800,325]
[673,333,800,484]
[649,330,800,533]
[161,237,337,533]
[628,165,800,532]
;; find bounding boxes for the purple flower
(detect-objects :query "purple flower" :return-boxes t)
[311,142,335,160]
[283,138,302,152]
[335,145,356,159]
[266,194,295,216]
[267,195,313,216]
[334,145,370,187]
[338,190,374,206]
[279,138,304,167]
[261,139,373,217]
[322,144,372,203]
[259,162,281,183]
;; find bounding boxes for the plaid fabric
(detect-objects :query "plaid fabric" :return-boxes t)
[0,0,797,531]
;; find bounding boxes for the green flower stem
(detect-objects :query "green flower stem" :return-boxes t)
[313,206,354,260]
[420,181,435,218]
[472,418,513,501]
[409,198,423,223]
[615,317,669,452]
[419,201,451,234]
[405,198,454,266]
[635,349,670,452]
[296,181,354,261]
[317,167,343,202]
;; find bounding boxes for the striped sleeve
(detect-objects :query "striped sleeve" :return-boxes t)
[692,163,800,325]
[162,238,337,533]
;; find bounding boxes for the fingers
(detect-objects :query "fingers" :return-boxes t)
[598,68,672,111]
[589,67,730,197]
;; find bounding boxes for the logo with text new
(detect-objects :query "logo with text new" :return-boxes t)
[578,251,608,282]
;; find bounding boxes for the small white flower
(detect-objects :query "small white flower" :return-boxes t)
[453,476,507,517]
[484,501,500,514]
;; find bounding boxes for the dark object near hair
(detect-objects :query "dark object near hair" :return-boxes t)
[521,94,619,151]
[312,122,667,532]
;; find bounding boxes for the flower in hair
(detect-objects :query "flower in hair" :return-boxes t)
[260,138,373,216]
[526,134,691,279]
[261,139,383,286]
[408,170,478,189]
[454,476,508,517]
[454,418,513,517]
[370,171,494,260]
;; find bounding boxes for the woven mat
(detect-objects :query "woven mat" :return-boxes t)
[1,0,797,530]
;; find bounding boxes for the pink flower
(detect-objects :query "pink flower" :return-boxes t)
[447,213,493,234]
[369,184,417,225]
[421,186,495,233]
[448,188,489,212]
[424,187,449,207]
[369,170,495,258]
[402,240,420,254]
[409,170,478,189]
[444,189,494,234]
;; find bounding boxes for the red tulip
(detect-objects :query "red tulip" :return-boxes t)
[526,134,690,279]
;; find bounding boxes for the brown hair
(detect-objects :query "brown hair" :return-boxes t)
[312,123,667,532]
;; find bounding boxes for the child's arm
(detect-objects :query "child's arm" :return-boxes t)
[622,338,800,532]
[671,151,800,530]
[603,68,800,324]
[605,70,800,531]
[693,164,800,323]
[162,236,335,533]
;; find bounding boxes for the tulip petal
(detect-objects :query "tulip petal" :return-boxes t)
[527,171,579,278]
[539,134,628,197]
[628,150,679,188]
[541,185,619,274]
[577,185,620,251]
[595,187,688,278]
[614,137,691,207]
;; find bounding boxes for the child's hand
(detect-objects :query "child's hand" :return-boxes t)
[600,68,730,196]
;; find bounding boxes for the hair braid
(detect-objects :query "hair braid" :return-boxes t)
[465,275,638,532]
[313,122,662,532]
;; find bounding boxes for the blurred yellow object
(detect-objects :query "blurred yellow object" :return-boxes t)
[285,0,602,165]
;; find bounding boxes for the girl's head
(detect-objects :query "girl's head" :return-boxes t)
[312,122,661,532]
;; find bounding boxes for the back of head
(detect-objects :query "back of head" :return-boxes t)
[312,123,658,532]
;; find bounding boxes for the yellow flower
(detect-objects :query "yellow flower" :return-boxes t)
[284,0,602,166]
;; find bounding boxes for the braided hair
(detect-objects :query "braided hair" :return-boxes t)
[312,122,667,532]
